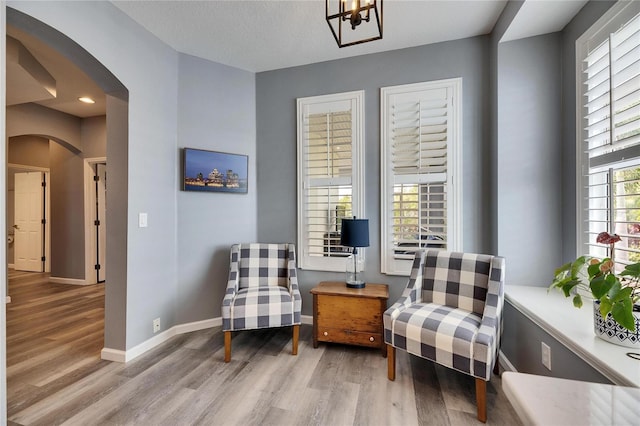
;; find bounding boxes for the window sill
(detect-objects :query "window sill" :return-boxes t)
[505,285,640,387]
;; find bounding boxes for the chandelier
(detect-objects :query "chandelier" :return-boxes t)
[326,0,383,48]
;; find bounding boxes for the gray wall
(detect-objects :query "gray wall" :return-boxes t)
[6,1,259,350]
[8,1,179,350]
[500,0,617,376]
[256,38,492,312]
[497,33,562,286]
[502,301,612,384]
[49,141,84,278]
[176,53,257,324]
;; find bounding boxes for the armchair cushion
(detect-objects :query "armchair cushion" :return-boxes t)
[390,302,482,376]
[238,244,290,289]
[229,287,295,330]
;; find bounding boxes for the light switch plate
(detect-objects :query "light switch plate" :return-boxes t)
[139,212,148,228]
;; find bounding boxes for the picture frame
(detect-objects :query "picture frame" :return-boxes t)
[183,148,248,193]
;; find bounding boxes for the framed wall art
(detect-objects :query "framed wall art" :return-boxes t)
[183,148,248,193]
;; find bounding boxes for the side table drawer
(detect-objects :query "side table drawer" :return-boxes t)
[316,294,383,333]
[317,327,383,348]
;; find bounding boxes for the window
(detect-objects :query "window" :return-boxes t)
[577,2,640,266]
[297,91,364,271]
[380,79,462,275]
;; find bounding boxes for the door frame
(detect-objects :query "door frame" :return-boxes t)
[84,157,106,285]
[8,163,50,273]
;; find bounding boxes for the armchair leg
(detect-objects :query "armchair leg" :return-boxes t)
[387,345,396,381]
[224,331,231,363]
[292,324,299,355]
[475,378,487,423]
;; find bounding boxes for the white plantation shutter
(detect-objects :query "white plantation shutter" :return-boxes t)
[297,91,364,271]
[579,4,640,266]
[381,79,461,275]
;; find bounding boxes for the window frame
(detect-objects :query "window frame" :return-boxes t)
[380,78,462,276]
[296,90,365,271]
[576,1,640,261]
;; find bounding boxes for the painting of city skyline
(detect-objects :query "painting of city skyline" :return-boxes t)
[183,148,248,193]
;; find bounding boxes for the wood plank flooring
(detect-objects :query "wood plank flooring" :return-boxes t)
[6,271,522,425]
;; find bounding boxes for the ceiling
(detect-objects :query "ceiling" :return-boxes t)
[7,0,588,118]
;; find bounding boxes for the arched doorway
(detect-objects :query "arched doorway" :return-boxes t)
[5,7,129,358]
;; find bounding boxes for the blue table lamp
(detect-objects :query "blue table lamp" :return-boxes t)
[340,217,369,288]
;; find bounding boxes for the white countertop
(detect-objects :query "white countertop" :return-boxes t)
[503,372,640,425]
[505,285,640,387]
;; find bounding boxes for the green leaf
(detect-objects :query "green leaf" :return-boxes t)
[611,298,636,332]
[610,285,632,303]
[554,261,573,277]
[590,274,613,299]
[599,298,613,318]
[621,263,640,278]
[587,263,601,278]
[572,294,583,308]
[570,257,588,277]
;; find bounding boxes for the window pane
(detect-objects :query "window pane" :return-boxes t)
[392,183,446,259]
[306,185,352,258]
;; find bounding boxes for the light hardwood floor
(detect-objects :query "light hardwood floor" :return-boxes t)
[6,271,522,425]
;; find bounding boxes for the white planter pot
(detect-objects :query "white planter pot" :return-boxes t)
[593,301,640,348]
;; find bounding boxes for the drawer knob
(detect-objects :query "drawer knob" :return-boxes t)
[323,331,328,336]
[369,336,375,342]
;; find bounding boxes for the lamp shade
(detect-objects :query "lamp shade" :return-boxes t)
[340,218,370,248]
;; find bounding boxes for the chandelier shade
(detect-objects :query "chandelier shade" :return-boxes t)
[326,0,383,48]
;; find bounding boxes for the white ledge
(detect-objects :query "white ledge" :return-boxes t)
[505,285,640,387]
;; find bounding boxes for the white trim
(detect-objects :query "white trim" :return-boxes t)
[574,1,640,257]
[100,348,126,363]
[173,317,221,334]
[380,78,463,276]
[8,166,51,273]
[101,316,312,363]
[7,163,50,172]
[49,276,90,286]
[4,296,10,304]
[296,90,365,272]
[84,157,107,285]
[499,350,517,373]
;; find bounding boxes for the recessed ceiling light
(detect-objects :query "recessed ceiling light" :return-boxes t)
[78,97,95,104]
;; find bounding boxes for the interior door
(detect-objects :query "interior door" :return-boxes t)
[96,163,107,282]
[14,171,44,272]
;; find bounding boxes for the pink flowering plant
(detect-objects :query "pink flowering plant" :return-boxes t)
[550,232,640,332]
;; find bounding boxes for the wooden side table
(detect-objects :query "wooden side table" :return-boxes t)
[311,281,389,357]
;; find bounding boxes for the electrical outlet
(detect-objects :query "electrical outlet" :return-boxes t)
[541,342,552,370]
[153,318,160,333]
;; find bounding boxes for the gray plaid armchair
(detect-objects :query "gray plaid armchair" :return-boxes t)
[384,250,505,423]
[222,243,302,362]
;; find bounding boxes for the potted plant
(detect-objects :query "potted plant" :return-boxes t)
[550,232,640,341]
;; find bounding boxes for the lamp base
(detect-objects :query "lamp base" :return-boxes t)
[346,281,366,289]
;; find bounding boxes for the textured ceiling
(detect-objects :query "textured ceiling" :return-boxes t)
[112,0,510,72]
[7,1,589,118]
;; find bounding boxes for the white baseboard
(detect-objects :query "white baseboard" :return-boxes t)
[5,296,11,304]
[101,315,313,364]
[101,316,224,363]
[49,276,90,286]
[301,314,313,325]
[499,350,517,373]
[101,347,126,363]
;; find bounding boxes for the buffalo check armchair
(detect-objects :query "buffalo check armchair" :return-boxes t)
[384,250,505,423]
[222,243,302,362]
